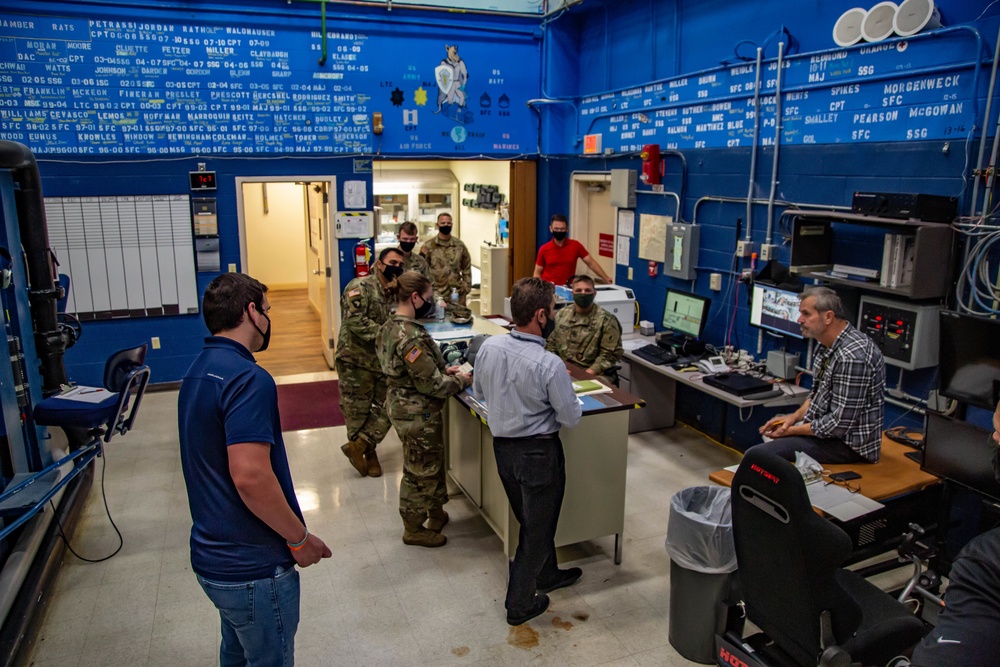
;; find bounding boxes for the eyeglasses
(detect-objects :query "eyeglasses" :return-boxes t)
[823,475,860,494]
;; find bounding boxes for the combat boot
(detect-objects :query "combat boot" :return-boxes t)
[364,449,382,477]
[340,439,368,477]
[401,512,446,548]
[426,508,449,533]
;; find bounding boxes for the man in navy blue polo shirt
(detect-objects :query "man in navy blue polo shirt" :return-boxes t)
[178,273,330,667]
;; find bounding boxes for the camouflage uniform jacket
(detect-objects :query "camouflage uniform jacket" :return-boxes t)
[546,304,623,377]
[376,315,466,419]
[336,273,391,371]
[402,249,430,278]
[420,235,471,300]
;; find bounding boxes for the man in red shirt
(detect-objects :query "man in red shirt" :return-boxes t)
[533,214,613,286]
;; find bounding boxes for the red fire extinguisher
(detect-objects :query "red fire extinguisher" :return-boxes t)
[354,239,370,277]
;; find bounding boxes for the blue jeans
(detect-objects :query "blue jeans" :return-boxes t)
[197,565,300,667]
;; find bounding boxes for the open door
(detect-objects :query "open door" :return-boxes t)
[316,180,340,369]
[569,172,615,281]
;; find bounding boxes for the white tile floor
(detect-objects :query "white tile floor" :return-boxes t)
[27,384,744,667]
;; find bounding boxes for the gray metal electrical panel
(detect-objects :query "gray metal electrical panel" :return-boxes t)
[610,169,636,208]
[857,295,938,370]
[664,223,700,280]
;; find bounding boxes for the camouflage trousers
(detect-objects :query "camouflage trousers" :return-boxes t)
[389,410,447,516]
[335,358,391,451]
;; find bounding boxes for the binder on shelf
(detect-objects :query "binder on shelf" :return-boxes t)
[880,234,895,287]
[880,234,915,289]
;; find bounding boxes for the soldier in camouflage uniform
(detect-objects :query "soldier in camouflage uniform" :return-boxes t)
[420,212,472,306]
[376,270,472,548]
[337,247,406,478]
[546,275,623,385]
[397,221,430,278]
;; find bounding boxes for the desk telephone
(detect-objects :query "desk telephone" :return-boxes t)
[695,356,729,374]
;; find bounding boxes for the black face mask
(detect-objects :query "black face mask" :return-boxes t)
[541,312,556,339]
[552,231,567,241]
[249,307,271,352]
[438,225,453,236]
[382,264,404,282]
[414,294,436,320]
[399,241,416,253]
[573,293,596,309]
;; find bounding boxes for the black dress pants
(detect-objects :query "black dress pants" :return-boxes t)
[493,434,565,613]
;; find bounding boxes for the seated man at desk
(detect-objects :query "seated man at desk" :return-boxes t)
[546,275,623,385]
[906,398,1000,667]
[756,286,885,463]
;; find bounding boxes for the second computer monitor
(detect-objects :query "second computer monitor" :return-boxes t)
[750,283,804,339]
[661,289,710,340]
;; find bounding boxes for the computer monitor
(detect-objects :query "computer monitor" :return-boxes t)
[938,311,1000,411]
[661,289,710,340]
[750,283,804,339]
[922,412,1000,503]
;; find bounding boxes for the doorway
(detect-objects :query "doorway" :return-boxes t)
[237,177,341,376]
[569,172,615,281]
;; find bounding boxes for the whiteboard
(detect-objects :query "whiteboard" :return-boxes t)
[45,195,199,319]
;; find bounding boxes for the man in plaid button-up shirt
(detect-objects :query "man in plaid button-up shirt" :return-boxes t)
[757,286,885,463]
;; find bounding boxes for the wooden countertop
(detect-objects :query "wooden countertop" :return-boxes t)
[708,435,940,502]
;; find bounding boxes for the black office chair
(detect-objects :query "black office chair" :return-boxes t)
[33,343,151,443]
[718,447,927,667]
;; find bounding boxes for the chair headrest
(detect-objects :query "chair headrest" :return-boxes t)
[103,344,148,392]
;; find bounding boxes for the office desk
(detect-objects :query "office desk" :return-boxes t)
[709,436,942,560]
[623,349,809,433]
[446,325,644,564]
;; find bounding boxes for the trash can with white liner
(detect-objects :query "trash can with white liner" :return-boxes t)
[665,486,737,664]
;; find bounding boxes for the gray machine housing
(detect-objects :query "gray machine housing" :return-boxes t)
[857,295,938,370]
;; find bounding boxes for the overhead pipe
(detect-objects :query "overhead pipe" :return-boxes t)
[764,42,786,245]
[692,195,850,227]
[0,141,69,395]
[745,48,763,241]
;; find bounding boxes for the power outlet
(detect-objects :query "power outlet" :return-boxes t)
[710,273,722,291]
[736,240,754,257]
[760,244,778,261]
[151,337,161,350]
[228,263,237,272]
[627,267,634,280]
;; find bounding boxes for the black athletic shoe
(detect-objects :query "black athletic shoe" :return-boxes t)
[537,567,582,594]
[506,594,550,626]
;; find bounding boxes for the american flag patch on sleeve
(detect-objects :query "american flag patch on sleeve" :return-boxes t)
[348,289,361,297]
[406,347,422,363]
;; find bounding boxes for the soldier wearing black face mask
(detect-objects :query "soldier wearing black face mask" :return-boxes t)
[545,274,623,386]
[907,399,1000,667]
[420,212,471,306]
[396,221,430,278]
[336,247,406,478]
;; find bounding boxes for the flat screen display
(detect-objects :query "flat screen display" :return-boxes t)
[750,284,804,339]
[938,311,1000,411]
[661,289,710,339]
[923,413,1000,503]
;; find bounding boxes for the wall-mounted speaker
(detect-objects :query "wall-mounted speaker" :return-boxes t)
[833,7,868,47]
[894,0,942,37]
[862,1,899,42]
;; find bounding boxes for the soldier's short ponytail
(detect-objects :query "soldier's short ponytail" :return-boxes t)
[386,270,431,303]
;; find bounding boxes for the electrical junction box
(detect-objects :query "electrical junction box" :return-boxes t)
[858,295,939,370]
[767,350,800,381]
[663,223,699,280]
[610,169,636,208]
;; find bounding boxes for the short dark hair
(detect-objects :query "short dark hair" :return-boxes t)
[570,275,595,288]
[550,214,568,226]
[802,286,847,320]
[510,277,554,326]
[379,246,404,263]
[398,221,418,236]
[436,212,453,222]
[203,273,267,335]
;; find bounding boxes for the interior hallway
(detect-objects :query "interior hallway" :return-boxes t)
[254,288,332,378]
[25,385,745,666]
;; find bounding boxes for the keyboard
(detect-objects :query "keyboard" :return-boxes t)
[632,344,677,365]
